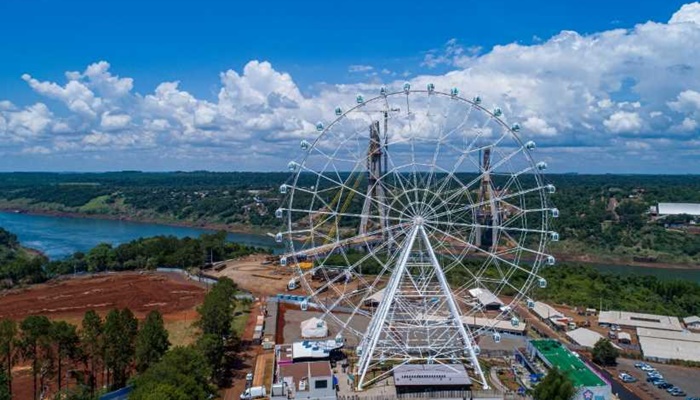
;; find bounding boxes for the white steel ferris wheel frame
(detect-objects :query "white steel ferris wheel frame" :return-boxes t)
[278,87,557,391]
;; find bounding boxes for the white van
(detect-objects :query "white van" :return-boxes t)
[240,386,266,399]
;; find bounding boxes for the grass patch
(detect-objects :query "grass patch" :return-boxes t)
[79,195,112,214]
[232,302,252,337]
[166,318,199,347]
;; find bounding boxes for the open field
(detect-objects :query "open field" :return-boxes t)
[0,271,206,320]
[212,254,291,296]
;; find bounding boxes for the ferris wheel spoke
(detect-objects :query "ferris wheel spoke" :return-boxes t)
[295,163,407,219]
[423,222,540,279]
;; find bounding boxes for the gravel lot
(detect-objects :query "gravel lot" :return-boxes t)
[283,308,370,346]
[615,358,700,399]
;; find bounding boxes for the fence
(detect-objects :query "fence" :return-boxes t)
[157,267,254,299]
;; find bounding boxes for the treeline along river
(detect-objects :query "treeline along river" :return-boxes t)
[1,211,699,283]
[0,211,277,259]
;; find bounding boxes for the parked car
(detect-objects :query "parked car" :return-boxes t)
[619,373,637,383]
[246,372,253,382]
[634,362,646,368]
[670,388,686,397]
[657,382,673,390]
[640,364,655,372]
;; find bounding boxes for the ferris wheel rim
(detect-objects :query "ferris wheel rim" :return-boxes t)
[280,87,555,343]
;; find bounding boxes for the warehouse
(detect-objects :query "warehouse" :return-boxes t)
[566,328,619,349]
[684,315,700,330]
[468,287,504,310]
[531,301,563,321]
[637,327,700,363]
[652,203,700,217]
[598,310,683,331]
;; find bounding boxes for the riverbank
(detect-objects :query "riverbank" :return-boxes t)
[3,206,699,270]
[0,205,272,236]
[555,253,700,271]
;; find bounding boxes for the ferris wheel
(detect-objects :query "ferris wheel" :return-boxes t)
[275,84,558,390]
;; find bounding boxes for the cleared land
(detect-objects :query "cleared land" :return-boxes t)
[0,271,207,400]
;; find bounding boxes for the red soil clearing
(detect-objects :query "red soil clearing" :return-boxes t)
[0,271,206,321]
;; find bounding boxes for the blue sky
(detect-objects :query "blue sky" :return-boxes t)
[1,0,699,173]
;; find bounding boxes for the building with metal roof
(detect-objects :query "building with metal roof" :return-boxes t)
[393,364,471,394]
[531,301,563,321]
[598,310,683,331]
[637,327,700,363]
[527,340,611,400]
[566,328,620,349]
[468,287,504,310]
[653,203,700,216]
[684,315,700,330]
[272,361,336,400]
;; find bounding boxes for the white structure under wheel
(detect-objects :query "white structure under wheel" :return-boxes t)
[277,86,556,390]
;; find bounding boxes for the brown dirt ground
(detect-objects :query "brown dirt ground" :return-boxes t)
[1,271,207,400]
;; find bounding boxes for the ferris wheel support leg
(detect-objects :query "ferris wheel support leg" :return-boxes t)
[356,225,419,391]
[418,225,489,389]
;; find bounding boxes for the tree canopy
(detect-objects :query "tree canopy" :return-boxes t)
[533,368,576,400]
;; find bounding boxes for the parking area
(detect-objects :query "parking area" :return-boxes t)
[615,358,700,399]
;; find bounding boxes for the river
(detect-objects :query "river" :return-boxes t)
[0,211,277,259]
[1,211,698,283]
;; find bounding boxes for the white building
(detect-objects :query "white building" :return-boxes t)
[653,203,700,217]
[598,310,683,331]
[566,328,620,349]
[637,327,700,363]
[683,315,700,330]
[271,361,336,400]
[468,287,504,310]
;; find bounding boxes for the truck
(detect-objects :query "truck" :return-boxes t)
[240,386,266,400]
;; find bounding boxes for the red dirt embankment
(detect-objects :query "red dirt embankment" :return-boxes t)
[0,271,206,321]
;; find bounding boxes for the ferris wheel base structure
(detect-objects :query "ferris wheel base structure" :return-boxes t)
[354,219,487,390]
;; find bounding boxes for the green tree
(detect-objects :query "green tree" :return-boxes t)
[197,277,237,338]
[196,278,238,384]
[592,338,619,366]
[135,311,170,372]
[103,309,138,389]
[18,315,52,400]
[533,368,576,400]
[80,310,103,395]
[0,319,17,396]
[0,369,9,400]
[86,243,114,272]
[130,346,215,400]
[50,321,80,392]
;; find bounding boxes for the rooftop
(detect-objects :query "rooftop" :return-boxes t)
[531,301,564,321]
[566,328,619,349]
[637,328,700,362]
[598,310,683,331]
[394,364,471,387]
[530,340,606,388]
[279,361,333,390]
[656,203,700,216]
[468,287,504,307]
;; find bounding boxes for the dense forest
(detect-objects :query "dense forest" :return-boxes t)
[0,172,699,263]
[0,227,268,288]
[0,278,241,400]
